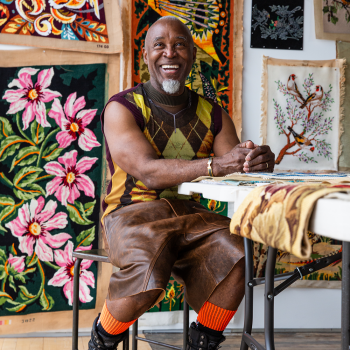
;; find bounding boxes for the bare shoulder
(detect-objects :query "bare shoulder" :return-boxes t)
[104,101,137,129]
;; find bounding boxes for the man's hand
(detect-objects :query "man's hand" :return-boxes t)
[212,141,256,176]
[212,141,275,176]
[243,145,275,173]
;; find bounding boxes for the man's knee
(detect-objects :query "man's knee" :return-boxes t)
[106,289,163,322]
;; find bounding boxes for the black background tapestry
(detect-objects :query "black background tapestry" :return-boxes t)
[251,0,304,50]
[0,49,120,334]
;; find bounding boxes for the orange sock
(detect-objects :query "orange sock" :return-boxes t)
[197,301,236,332]
[99,301,136,335]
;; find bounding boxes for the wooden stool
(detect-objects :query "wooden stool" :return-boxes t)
[71,249,189,350]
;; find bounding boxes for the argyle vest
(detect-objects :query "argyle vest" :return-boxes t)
[101,83,222,220]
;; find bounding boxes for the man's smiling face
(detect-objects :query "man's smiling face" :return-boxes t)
[143,18,196,95]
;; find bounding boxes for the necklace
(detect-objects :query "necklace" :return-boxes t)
[143,87,192,133]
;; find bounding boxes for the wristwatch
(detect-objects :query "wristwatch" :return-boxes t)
[207,156,214,176]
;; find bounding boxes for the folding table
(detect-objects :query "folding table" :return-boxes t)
[178,182,350,350]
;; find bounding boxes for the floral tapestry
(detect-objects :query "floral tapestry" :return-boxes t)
[132,0,243,137]
[260,56,345,171]
[0,0,123,53]
[0,62,108,333]
[251,0,304,50]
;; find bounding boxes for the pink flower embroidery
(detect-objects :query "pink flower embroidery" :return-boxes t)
[48,92,101,151]
[2,67,61,130]
[7,254,25,273]
[44,150,97,206]
[48,241,95,305]
[5,196,71,262]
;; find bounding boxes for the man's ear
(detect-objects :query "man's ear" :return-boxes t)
[142,47,148,65]
[192,46,197,63]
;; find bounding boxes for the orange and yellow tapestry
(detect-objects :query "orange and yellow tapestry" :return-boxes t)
[131,0,243,136]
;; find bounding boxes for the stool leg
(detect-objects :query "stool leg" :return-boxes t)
[183,294,189,350]
[132,319,138,350]
[72,258,82,350]
[264,247,277,350]
[240,238,254,350]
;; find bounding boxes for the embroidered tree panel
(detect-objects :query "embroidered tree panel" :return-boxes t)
[251,0,304,50]
[0,55,116,334]
[0,0,123,53]
[260,56,345,171]
[132,0,243,137]
[314,0,350,41]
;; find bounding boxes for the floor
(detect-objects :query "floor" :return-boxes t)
[0,332,341,349]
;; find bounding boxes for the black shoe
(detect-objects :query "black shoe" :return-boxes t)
[187,322,225,350]
[88,315,128,350]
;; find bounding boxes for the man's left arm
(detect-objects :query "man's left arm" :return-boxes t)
[212,109,275,173]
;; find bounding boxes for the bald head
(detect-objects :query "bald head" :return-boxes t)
[145,16,194,50]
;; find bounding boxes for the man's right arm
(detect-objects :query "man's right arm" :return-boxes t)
[104,102,253,189]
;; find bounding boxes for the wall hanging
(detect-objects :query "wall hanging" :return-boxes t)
[251,0,304,50]
[0,49,120,334]
[0,0,122,54]
[260,56,345,172]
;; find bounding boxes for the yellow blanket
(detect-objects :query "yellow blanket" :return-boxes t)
[230,183,350,259]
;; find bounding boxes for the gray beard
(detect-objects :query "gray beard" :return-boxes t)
[161,79,181,94]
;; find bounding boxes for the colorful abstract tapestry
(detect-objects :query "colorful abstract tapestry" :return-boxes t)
[0,0,123,53]
[0,49,120,334]
[251,0,304,50]
[260,56,345,171]
[132,0,243,137]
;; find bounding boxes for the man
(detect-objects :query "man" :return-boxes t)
[88,16,275,350]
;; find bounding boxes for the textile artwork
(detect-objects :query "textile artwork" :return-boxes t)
[0,0,123,53]
[0,49,120,334]
[230,183,349,287]
[132,0,243,137]
[314,0,350,41]
[261,56,345,172]
[250,0,304,50]
[337,41,350,171]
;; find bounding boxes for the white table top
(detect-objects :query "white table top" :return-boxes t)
[178,182,350,242]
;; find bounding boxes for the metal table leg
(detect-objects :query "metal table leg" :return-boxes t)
[241,238,255,350]
[72,258,82,350]
[183,295,189,350]
[132,319,138,350]
[342,241,350,350]
[264,247,277,350]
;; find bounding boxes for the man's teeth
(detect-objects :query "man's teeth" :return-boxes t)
[162,65,179,69]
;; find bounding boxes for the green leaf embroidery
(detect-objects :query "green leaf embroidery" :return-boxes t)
[8,275,16,292]
[0,135,27,162]
[42,142,63,161]
[30,120,45,145]
[40,290,54,311]
[9,146,39,172]
[76,226,96,247]
[83,200,96,216]
[12,166,43,200]
[26,253,38,267]
[0,117,14,140]
[0,249,6,264]
[67,201,94,225]
[6,303,26,312]
[19,286,36,301]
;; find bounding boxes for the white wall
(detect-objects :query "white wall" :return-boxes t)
[239,0,341,330]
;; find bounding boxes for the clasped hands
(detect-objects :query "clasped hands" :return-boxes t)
[213,141,275,176]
